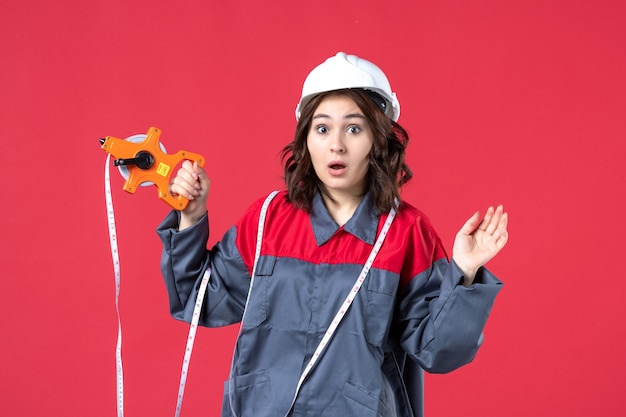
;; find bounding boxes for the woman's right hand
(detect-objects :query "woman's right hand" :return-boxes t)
[170,160,210,230]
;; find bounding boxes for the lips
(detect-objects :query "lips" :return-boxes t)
[328,160,347,176]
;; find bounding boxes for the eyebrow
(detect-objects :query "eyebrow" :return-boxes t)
[312,113,366,120]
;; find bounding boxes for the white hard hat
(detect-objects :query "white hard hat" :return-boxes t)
[295,52,400,121]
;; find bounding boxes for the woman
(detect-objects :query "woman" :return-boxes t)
[158,52,508,417]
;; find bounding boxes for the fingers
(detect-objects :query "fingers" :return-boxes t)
[488,205,506,235]
[465,204,509,239]
[494,210,509,249]
[170,161,198,200]
[483,205,509,250]
[170,160,207,200]
[477,206,495,233]
[474,204,505,234]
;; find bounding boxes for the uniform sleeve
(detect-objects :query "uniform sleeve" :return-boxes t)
[156,210,254,328]
[396,215,503,374]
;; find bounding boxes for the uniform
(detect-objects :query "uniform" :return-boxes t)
[157,191,503,417]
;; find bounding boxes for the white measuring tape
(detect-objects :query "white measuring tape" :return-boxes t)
[225,192,397,417]
[104,154,125,417]
[105,153,214,417]
[173,268,211,416]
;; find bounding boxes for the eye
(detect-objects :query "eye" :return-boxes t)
[347,125,361,134]
[315,125,329,134]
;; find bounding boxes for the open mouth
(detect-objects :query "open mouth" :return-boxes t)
[328,161,347,175]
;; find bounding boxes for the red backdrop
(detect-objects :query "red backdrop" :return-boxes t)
[1,1,625,416]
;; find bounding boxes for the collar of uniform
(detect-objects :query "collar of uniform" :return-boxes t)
[310,191,380,246]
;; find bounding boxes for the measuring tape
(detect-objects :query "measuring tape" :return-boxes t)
[105,152,213,417]
[174,268,211,417]
[104,154,125,417]
[100,127,205,210]
[106,146,398,416]
[103,128,210,416]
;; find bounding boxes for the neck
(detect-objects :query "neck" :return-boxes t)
[321,189,365,226]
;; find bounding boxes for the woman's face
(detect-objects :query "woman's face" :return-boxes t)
[306,94,374,199]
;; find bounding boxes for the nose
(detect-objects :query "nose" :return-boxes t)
[330,132,345,153]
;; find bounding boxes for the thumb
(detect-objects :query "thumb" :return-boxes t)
[458,211,481,236]
[193,161,211,192]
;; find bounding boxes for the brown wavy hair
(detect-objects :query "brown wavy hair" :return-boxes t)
[280,89,412,213]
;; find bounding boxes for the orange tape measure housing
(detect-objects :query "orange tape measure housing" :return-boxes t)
[101,126,205,210]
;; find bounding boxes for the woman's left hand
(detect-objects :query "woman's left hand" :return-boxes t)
[452,205,509,285]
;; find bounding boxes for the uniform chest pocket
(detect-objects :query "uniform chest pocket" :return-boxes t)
[242,256,276,329]
[365,273,399,346]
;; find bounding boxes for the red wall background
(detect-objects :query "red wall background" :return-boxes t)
[1,1,625,416]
